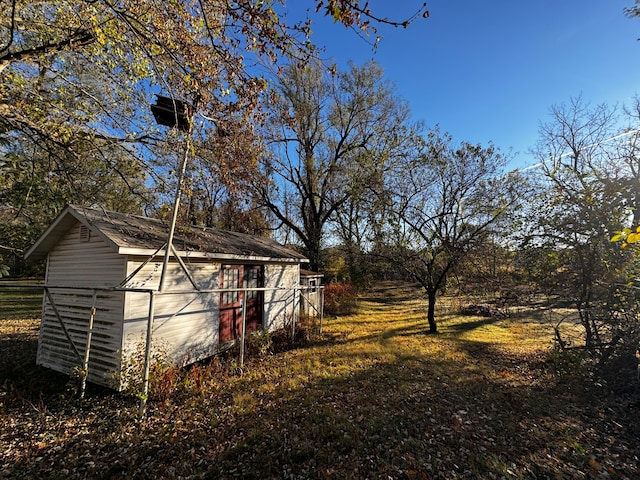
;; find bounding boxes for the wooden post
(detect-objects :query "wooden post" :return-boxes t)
[80,290,98,399]
[149,95,196,414]
[240,291,247,368]
[158,138,191,292]
[291,289,296,343]
[319,286,324,334]
[139,291,156,415]
[157,97,196,293]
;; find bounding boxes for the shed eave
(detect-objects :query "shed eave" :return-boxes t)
[118,247,308,264]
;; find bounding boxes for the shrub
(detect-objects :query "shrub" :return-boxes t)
[244,328,273,358]
[116,337,174,400]
[323,281,358,316]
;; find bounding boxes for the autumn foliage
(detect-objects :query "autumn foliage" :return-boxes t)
[323,281,358,315]
[612,226,640,248]
[2,283,640,478]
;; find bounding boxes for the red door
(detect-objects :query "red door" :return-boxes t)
[220,265,242,343]
[243,265,263,333]
[219,265,263,343]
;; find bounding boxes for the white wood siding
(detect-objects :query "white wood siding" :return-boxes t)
[300,276,323,317]
[38,222,125,387]
[264,263,300,331]
[122,258,221,367]
[122,260,301,369]
[38,223,303,389]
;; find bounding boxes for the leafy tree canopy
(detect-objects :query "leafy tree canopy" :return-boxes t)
[1,0,428,165]
[0,0,428,275]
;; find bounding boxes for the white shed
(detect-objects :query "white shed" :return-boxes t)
[300,269,324,317]
[25,205,308,389]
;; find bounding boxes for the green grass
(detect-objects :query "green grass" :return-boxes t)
[1,282,639,479]
[0,281,43,320]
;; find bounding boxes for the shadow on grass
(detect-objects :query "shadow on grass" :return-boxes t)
[3,343,565,479]
[359,281,425,305]
[0,284,44,320]
[2,285,639,480]
[0,327,72,400]
[442,316,504,334]
[361,293,424,306]
[198,352,621,479]
[313,317,435,349]
[4,344,639,480]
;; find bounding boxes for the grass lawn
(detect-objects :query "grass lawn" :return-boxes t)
[0,280,43,320]
[1,282,639,479]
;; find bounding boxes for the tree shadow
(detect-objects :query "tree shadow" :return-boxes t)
[200,346,625,479]
[0,333,71,400]
[3,285,639,480]
[443,316,504,333]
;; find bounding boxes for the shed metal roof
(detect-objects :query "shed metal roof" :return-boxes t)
[25,205,308,263]
[300,269,323,277]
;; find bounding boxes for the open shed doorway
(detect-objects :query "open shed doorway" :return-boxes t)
[219,264,264,342]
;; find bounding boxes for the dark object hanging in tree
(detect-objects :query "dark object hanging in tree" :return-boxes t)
[151,95,192,131]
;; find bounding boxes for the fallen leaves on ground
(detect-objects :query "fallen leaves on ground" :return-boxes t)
[1,284,639,479]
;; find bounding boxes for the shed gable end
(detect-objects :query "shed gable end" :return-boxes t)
[46,222,124,287]
[38,221,126,388]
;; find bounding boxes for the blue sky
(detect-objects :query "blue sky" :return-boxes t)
[287,1,640,169]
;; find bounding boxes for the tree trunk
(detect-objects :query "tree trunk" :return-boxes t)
[305,234,322,273]
[426,288,438,334]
